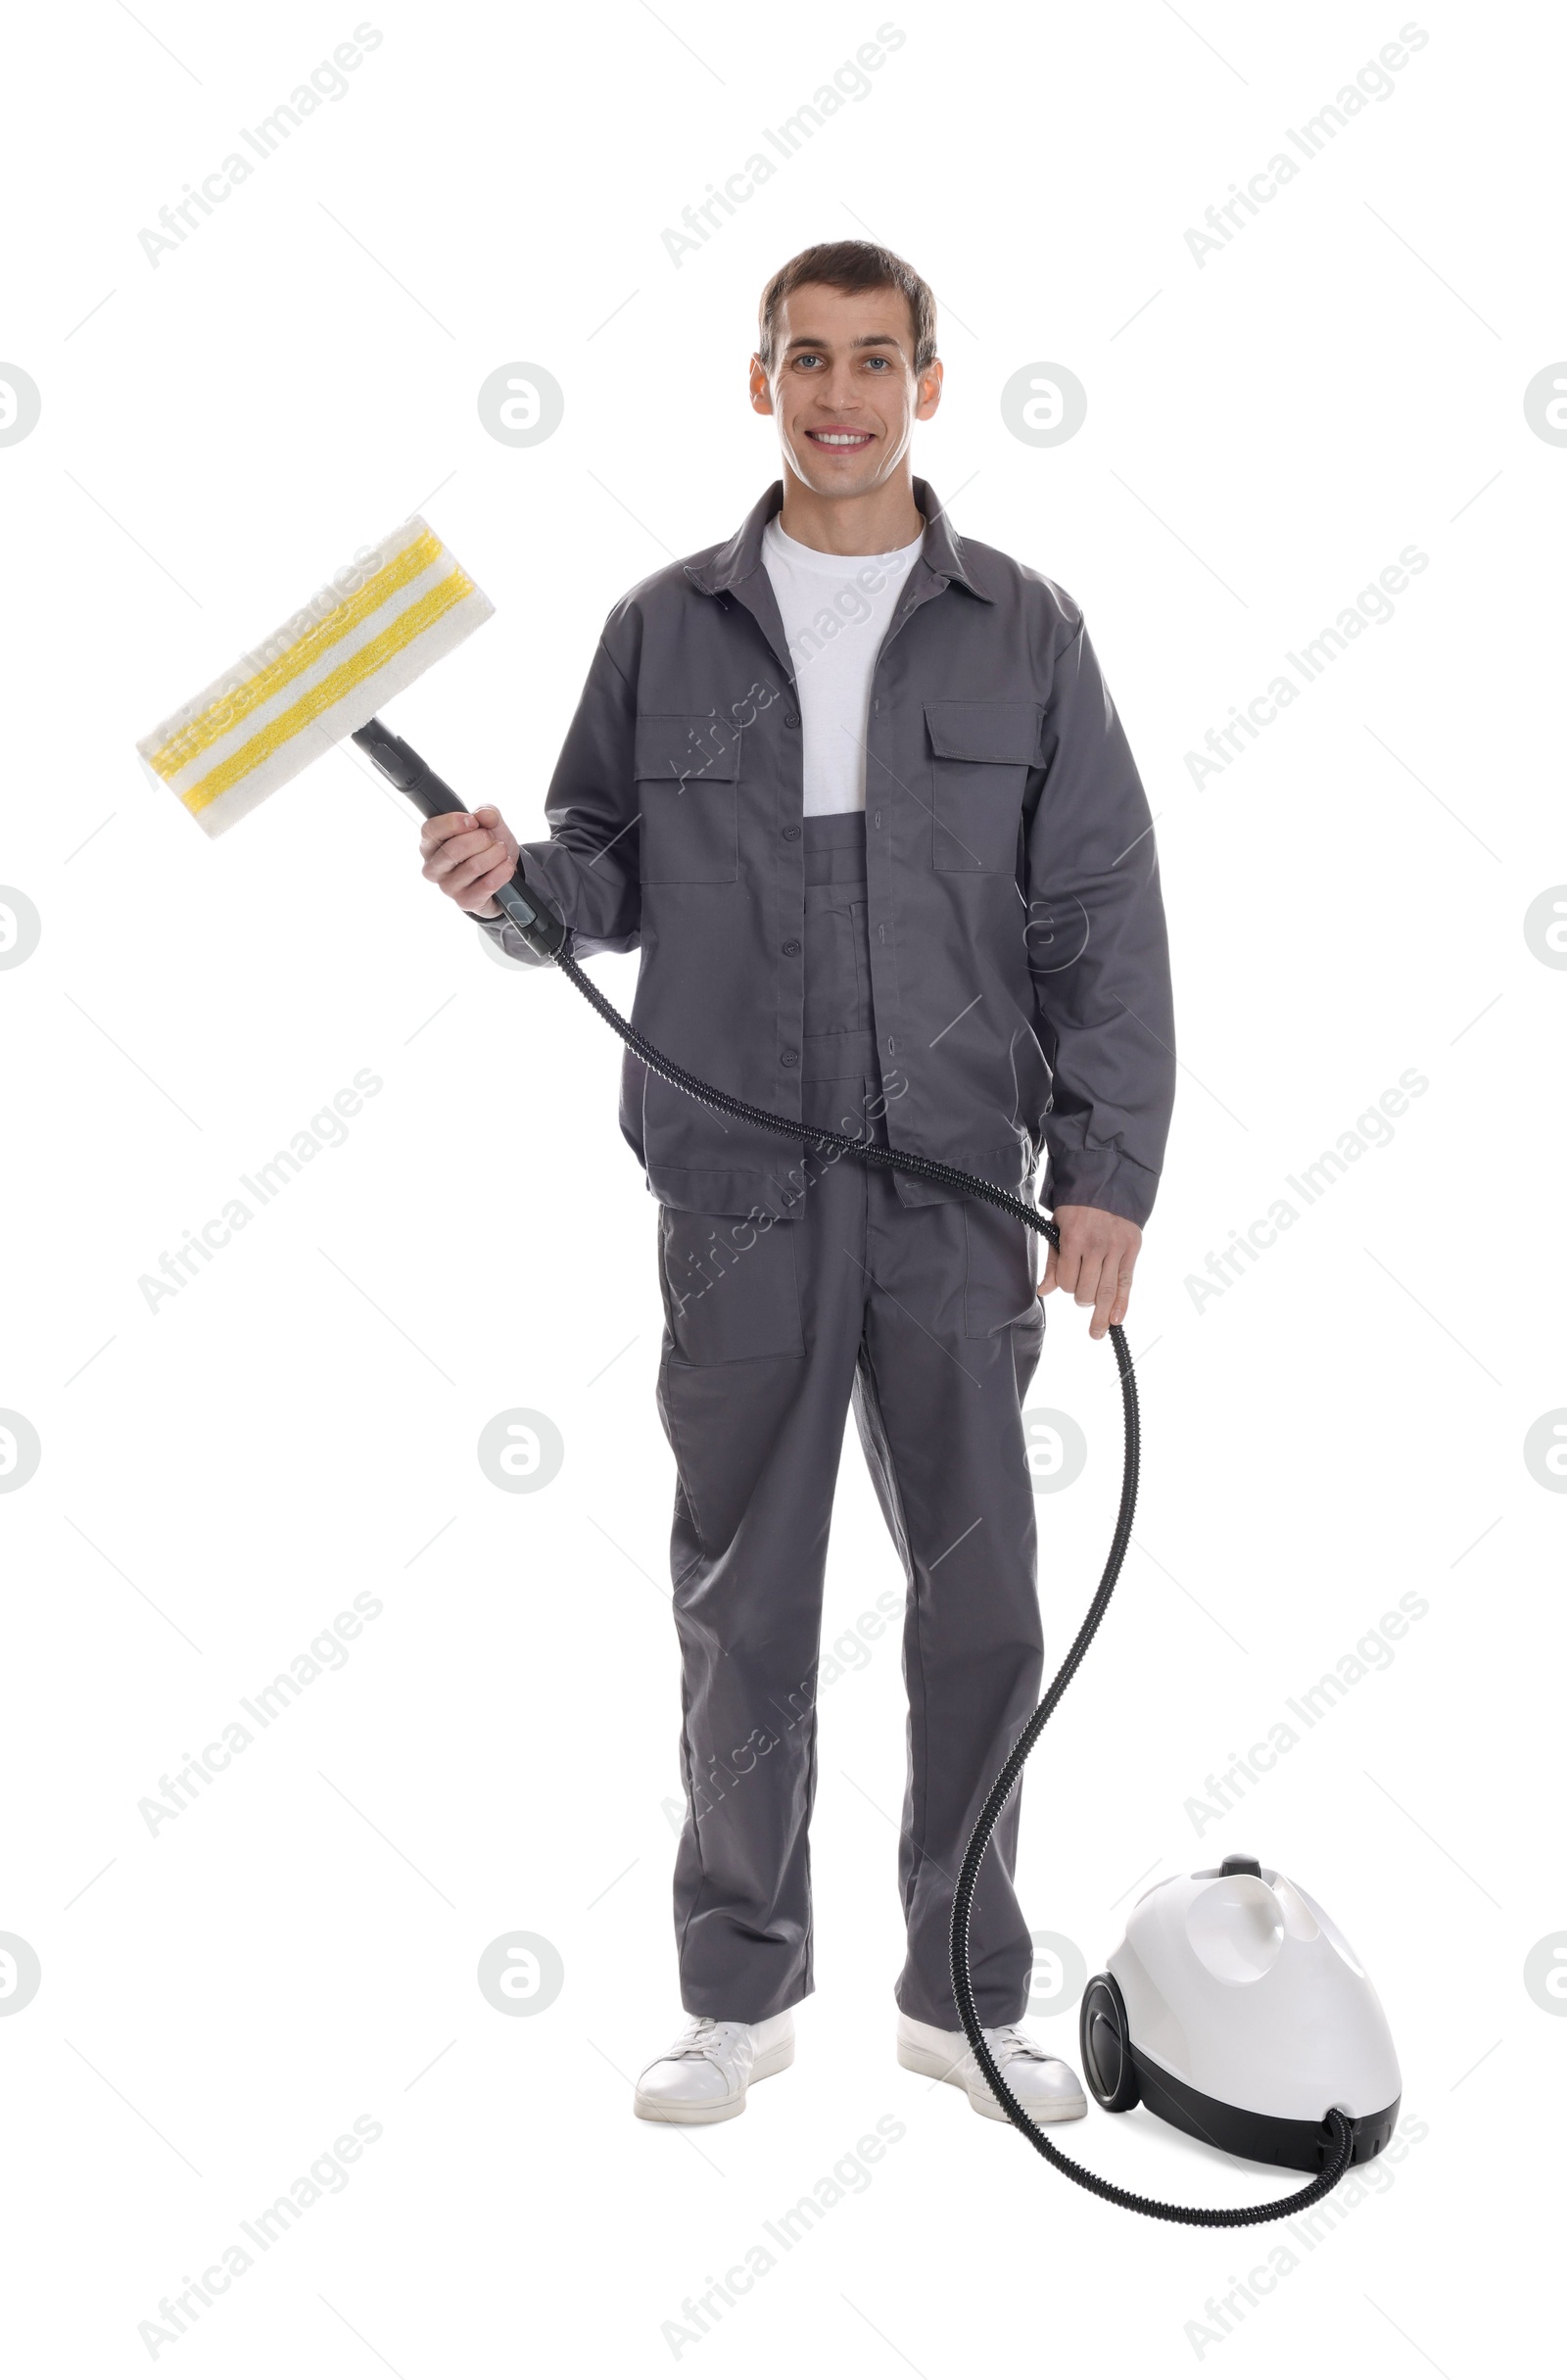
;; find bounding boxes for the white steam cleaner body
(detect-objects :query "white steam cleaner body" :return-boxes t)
[1080,1853,1402,2172]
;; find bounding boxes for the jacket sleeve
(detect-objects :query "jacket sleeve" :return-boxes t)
[1022,616,1175,1228]
[479,629,641,966]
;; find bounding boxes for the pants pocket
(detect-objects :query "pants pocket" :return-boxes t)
[802,900,862,1036]
[802,884,869,1035]
[963,1200,1042,1340]
[659,1206,804,1364]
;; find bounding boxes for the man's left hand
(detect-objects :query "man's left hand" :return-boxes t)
[1039,1205,1143,1341]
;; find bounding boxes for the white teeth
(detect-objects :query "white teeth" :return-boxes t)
[815,432,869,445]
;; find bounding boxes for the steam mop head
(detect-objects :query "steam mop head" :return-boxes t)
[136,516,493,836]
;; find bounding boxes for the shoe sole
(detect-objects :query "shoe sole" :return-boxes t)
[634,2034,795,2124]
[896,2038,1087,2123]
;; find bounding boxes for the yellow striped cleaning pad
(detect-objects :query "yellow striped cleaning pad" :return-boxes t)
[137,517,494,836]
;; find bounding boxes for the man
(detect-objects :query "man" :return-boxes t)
[419,242,1175,2126]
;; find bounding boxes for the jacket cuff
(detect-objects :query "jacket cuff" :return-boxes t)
[1043,1144,1160,1229]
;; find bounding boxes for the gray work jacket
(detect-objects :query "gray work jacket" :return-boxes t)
[481,478,1175,1227]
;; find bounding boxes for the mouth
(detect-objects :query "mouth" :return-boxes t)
[804,427,876,452]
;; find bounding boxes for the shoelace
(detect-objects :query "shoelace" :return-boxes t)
[984,2023,1048,2067]
[661,2018,744,2065]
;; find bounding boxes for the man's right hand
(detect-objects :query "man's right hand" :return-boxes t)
[419,804,521,919]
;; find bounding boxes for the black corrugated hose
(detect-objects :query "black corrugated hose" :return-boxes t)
[554,944,1354,2225]
[355,716,1356,2225]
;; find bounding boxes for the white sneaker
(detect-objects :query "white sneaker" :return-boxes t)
[897,2012,1087,2123]
[634,2012,795,2124]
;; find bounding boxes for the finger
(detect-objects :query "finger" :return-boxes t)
[432,835,502,894]
[1109,1254,1138,1331]
[462,810,517,874]
[424,826,499,881]
[1039,1242,1059,1296]
[420,809,510,866]
[419,811,482,855]
[1053,1239,1084,1302]
[1089,1261,1118,1341]
[473,851,518,899]
[444,838,510,897]
[421,819,484,869]
[1071,1249,1106,1311]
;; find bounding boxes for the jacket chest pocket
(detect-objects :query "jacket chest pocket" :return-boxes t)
[636,713,740,884]
[926,699,1041,873]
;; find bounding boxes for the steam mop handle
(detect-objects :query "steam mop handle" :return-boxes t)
[351,716,567,962]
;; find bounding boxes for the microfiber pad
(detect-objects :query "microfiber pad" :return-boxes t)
[137,515,493,836]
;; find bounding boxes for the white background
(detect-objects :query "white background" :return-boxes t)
[1,1,1562,2370]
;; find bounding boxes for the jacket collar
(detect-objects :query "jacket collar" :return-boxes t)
[686,476,994,604]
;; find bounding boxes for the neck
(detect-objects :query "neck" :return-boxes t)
[776,460,924,555]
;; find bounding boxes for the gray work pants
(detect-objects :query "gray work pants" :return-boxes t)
[656,815,1046,2029]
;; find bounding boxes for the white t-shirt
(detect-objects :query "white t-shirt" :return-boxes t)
[761,516,924,815]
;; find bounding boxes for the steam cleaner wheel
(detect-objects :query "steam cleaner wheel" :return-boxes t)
[1080,1973,1142,2114]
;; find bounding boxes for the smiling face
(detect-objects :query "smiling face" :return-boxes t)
[749,280,942,507]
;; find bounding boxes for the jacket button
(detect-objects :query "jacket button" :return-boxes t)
[781,1048,799,1067]
[784,710,800,727]
[783,825,800,840]
[782,939,800,955]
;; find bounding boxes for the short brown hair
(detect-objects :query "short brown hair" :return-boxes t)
[756,240,937,374]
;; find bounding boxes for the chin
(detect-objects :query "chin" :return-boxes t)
[790,449,885,499]
[805,472,878,501]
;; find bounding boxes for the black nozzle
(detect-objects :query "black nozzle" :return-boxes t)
[352,716,567,962]
[352,716,436,800]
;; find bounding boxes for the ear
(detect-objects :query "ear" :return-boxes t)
[915,358,944,423]
[748,354,774,416]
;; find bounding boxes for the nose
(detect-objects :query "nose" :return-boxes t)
[815,359,864,412]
